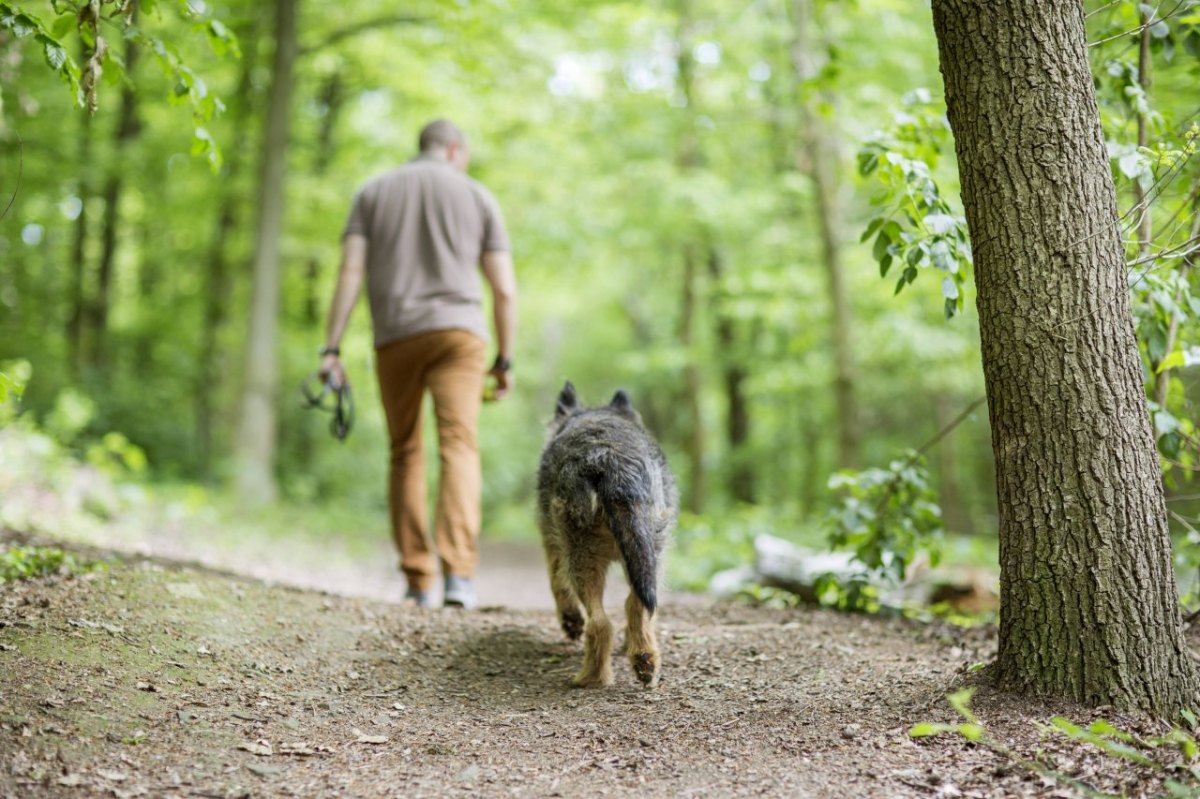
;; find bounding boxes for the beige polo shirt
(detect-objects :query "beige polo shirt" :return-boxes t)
[343,155,510,347]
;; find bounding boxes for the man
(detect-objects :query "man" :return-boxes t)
[319,119,517,610]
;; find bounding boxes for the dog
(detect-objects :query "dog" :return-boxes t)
[536,382,678,688]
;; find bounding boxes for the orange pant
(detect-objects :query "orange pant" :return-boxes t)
[375,329,486,592]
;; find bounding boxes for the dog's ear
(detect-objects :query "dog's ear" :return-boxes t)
[610,390,633,411]
[555,381,578,418]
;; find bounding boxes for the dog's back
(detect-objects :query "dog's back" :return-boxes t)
[536,382,678,687]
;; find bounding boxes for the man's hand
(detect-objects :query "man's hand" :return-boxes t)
[320,354,347,389]
[486,364,512,402]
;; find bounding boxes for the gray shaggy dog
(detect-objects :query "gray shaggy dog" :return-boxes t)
[536,381,678,688]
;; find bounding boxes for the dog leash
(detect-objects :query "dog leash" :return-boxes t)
[300,371,355,441]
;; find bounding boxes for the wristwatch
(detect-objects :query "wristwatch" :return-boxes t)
[492,355,512,372]
[319,345,340,357]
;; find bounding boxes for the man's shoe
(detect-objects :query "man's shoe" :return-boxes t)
[404,587,434,608]
[443,576,476,609]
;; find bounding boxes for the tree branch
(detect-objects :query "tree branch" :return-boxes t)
[299,15,428,57]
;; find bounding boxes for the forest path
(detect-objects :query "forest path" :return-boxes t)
[0,536,1166,798]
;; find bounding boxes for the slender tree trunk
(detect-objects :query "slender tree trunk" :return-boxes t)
[196,19,261,478]
[1153,190,1200,409]
[676,0,706,513]
[933,395,968,534]
[66,39,91,376]
[1132,8,1153,256]
[235,0,298,504]
[708,250,754,503]
[295,69,345,474]
[681,245,706,513]
[90,10,141,369]
[790,0,858,469]
[933,0,1198,715]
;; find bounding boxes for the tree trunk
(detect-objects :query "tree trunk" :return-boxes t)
[197,19,262,479]
[66,38,91,377]
[681,244,706,514]
[933,0,1198,715]
[675,0,707,514]
[708,249,754,503]
[790,0,858,469]
[234,0,298,504]
[90,10,141,369]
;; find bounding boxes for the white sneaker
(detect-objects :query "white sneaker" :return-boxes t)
[443,576,476,609]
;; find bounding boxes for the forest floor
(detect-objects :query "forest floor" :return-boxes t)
[0,529,1189,799]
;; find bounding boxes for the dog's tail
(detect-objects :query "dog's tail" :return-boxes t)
[589,460,659,614]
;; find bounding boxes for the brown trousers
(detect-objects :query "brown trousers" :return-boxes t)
[376,329,486,592]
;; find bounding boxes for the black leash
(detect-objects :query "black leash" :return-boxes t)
[300,371,355,441]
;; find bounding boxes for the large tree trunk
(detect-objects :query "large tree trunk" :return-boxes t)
[790,0,858,470]
[933,0,1197,714]
[234,0,298,504]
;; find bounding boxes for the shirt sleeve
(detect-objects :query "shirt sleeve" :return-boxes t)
[342,188,369,240]
[479,187,510,253]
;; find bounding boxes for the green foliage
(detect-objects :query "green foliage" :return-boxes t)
[0,545,106,583]
[824,450,944,586]
[1,0,232,165]
[912,688,1200,798]
[0,359,32,424]
[857,89,973,319]
[670,509,762,592]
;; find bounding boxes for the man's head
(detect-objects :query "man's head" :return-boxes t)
[419,119,469,171]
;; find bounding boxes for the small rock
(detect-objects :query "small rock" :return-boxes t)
[841,723,860,740]
[456,764,481,782]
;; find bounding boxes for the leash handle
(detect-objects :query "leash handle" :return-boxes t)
[300,371,354,441]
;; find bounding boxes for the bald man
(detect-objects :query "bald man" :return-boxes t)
[320,119,517,609]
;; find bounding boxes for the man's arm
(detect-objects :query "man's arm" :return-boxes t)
[480,249,517,400]
[320,233,368,386]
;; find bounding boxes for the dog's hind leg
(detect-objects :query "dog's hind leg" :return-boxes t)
[624,590,660,688]
[539,521,584,640]
[569,556,613,688]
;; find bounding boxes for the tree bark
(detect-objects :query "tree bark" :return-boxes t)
[790,0,859,469]
[933,0,1198,715]
[234,0,298,504]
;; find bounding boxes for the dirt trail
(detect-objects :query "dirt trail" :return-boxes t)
[0,539,1179,798]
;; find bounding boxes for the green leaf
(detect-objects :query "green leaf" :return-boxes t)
[860,217,884,244]
[879,253,893,278]
[43,37,67,71]
[941,277,959,300]
[50,13,74,39]
[947,688,977,722]
[1181,708,1197,729]
[958,723,984,742]
[873,229,891,262]
[1156,349,1186,374]
[908,722,947,737]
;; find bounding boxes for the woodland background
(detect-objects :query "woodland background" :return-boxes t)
[2,0,1199,597]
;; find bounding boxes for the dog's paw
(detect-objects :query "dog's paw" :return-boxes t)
[560,611,584,641]
[631,651,659,688]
